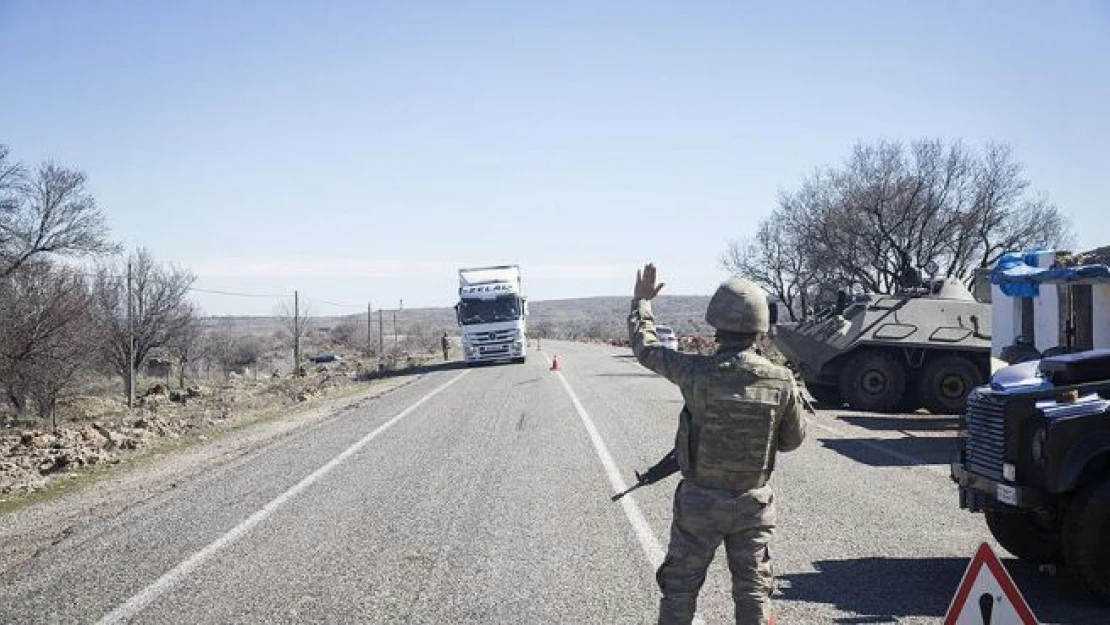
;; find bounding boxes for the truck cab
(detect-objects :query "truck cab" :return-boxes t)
[455,265,528,365]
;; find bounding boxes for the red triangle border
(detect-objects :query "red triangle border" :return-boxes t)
[944,543,1038,624]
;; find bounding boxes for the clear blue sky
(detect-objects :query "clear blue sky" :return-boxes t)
[2,1,1107,315]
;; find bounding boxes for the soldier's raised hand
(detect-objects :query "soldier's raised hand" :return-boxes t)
[635,263,666,300]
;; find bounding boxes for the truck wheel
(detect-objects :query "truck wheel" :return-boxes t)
[985,507,1063,563]
[805,383,843,407]
[1064,479,1110,602]
[839,351,906,413]
[918,355,983,415]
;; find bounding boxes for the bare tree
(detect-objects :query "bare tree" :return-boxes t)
[721,209,817,322]
[203,321,236,377]
[229,337,265,373]
[0,262,96,427]
[166,304,204,388]
[0,146,115,277]
[530,319,554,340]
[328,317,364,351]
[403,322,444,356]
[276,299,314,373]
[725,139,1073,317]
[90,248,197,399]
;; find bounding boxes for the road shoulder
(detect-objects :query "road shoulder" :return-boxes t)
[0,375,418,575]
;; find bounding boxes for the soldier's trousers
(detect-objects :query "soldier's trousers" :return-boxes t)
[656,480,776,625]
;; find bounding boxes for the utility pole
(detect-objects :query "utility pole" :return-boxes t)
[127,259,134,409]
[366,302,373,356]
[378,308,384,355]
[293,290,300,374]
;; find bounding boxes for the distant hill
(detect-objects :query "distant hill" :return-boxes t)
[530,295,713,340]
[205,295,714,343]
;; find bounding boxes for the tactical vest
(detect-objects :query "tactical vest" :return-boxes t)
[674,350,793,491]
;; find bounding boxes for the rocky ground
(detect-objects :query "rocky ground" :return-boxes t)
[0,355,424,500]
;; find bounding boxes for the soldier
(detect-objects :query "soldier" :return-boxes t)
[441,331,450,361]
[629,263,807,625]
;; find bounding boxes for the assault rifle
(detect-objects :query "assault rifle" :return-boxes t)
[611,449,679,502]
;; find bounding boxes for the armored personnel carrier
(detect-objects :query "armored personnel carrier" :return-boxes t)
[771,276,991,413]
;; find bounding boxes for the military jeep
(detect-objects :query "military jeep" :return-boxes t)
[951,348,1110,602]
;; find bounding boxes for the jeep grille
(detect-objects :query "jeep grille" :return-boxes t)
[965,391,1005,480]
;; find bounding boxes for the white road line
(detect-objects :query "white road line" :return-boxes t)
[96,371,470,625]
[806,416,951,477]
[541,352,706,625]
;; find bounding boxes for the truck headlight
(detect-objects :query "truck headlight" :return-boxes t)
[1003,462,1017,481]
[1031,427,1048,465]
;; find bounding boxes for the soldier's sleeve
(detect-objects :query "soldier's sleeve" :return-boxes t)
[776,378,808,452]
[628,298,699,387]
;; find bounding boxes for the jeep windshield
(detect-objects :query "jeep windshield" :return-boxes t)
[458,297,521,324]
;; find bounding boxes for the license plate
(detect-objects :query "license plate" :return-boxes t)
[996,484,1017,506]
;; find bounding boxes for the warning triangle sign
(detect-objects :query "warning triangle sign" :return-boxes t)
[944,543,1039,624]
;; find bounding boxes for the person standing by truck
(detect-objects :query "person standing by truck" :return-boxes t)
[628,263,807,625]
[441,331,450,361]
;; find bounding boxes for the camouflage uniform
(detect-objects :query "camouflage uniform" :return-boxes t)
[441,333,450,361]
[628,286,806,625]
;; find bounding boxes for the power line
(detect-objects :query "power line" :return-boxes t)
[302,296,364,309]
[64,269,367,306]
[188,286,288,299]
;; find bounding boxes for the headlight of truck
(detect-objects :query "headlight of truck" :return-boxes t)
[1031,427,1048,465]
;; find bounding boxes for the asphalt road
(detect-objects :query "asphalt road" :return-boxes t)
[2,340,1108,624]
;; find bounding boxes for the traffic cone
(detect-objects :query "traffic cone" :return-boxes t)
[550,355,560,371]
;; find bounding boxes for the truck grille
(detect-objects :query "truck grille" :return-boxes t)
[467,329,517,345]
[965,391,1005,480]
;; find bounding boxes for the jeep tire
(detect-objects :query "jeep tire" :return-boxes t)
[984,507,1063,563]
[1064,479,1110,603]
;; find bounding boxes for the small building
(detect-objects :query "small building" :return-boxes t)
[989,249,1110,361]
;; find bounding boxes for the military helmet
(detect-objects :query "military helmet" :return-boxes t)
[705,277,769,333]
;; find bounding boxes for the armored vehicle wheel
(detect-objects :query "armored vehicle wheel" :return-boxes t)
[985,507,1063,563]
[839,351,906,412]
[1064,479,1110,602]
[805,383,843,407]
[918,355,983,415]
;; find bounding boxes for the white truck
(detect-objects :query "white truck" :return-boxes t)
[455,265,528,365]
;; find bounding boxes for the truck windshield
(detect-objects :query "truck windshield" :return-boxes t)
[458,297,521,324]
